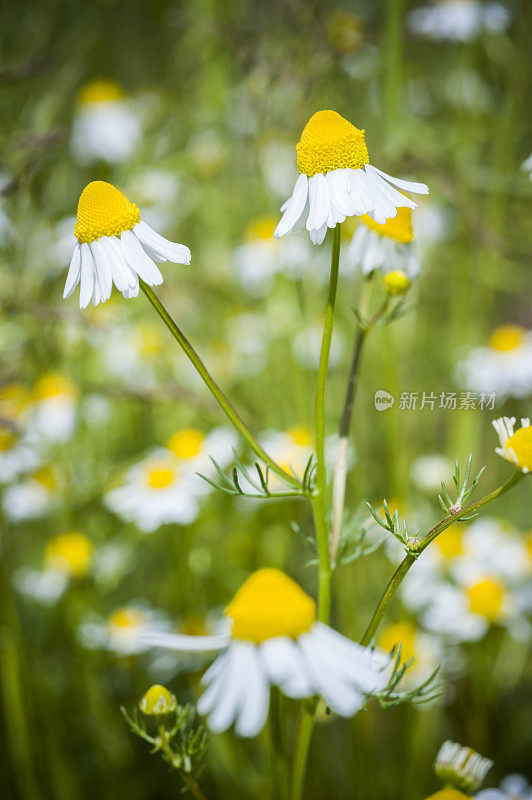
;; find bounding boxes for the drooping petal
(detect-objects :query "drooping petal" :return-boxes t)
[63,244,82,298]
[234,646,269,737]
[306,173,330,232]
[370,165,429,195]
[141,631,229,651]
[261,637,313,699]
[274,174,309,238]
[90,239,114,301]
[79,243,96,309]
[121,229,163,286]
[133,220,191,265]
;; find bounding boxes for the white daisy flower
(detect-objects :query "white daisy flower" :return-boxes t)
[164,426,238,490]
[104,453,200,533]
[407,1,510,42]
[71,80,141,165]
[274,110,428,245]
[0,427,41,484]
[63,180,191,309]
[435,741,493,794]
[2,467,57,522]
[347,207,420,277]
[477,774,532,800]
[492,416,532,473]
[27,373,78,444]
[458,325,532,400]
[79,604,173,656]
[410,454,454,494]
[448,518,531,587]
[143,568,389,737]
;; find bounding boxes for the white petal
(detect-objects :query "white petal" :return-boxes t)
[306,173,330,232]
[365,165,417,209]
[370,165,429,195]
[261,637,313,698]
[346,169,374,215]
[103,235,138,291]
[79,243,96,309]
[63,244,81,298]
[327,170,356,217]
[121,229,163,286]
[310,222,328,245]
[134,220,191,265]
[234,646,269,737]
[298,631,364,716]
[274,174,309,238]
[140,631,229,651]
[204,643,249,733]
[90,239,114,301]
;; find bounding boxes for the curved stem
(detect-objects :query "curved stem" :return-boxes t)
[140,281,301,489]
[359,470,525,646]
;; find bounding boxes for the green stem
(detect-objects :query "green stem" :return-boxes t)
[157,725,208,800]
[268,687,289,800]
[288,699,317,800]
[359,470,525,646]
[382,0,405,136]
[140,281,300,489]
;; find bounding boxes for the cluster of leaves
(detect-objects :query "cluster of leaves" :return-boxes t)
[366,498,421,556]
[438,454,486,519]
[198,449,315,498]
[372,643,443,710]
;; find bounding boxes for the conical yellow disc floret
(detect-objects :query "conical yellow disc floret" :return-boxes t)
[296,110,369,177]
[225,568,316,643]
[361,206,414,244]
[74,181,140,244]
[489,324,526,352]
[78,79,124,105]
[505,425,532,471]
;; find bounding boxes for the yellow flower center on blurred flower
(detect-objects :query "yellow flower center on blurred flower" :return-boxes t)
[108,608,144,630]
[78,79,124,105]
[167,429,205,459]
[225,568,316,643]
[0,383,31,418]
[489,324,526,352]
[379,621,417,664]
[140,684,176,715]
[505,426,532,472]
[466,577,505,622]
[245,216,278,242]
[146,464,176,489]
[45,531,93,578]
[382,270,411,296]
[362,206,414,244]
[34,373,77,401]
[0,428,16,451]
[33,466,56,489]
[434,524,465,559]
[288,427,312,447]
[74,181,140,244]
[296,110,369,177]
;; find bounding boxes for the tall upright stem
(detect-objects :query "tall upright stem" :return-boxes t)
[140,282,301,489]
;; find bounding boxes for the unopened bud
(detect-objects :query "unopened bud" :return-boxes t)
[139,684,177,716]
[382,270,410,296]
[434,741,492,794]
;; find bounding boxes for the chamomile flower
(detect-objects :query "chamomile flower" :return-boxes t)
[143,569,389,737]
[458,325,532,399]
[80,604,173,656]
[407,1,510,42]
[104,453,199,532]
[28,373,78,444]
[274,110,428,245]
[492,417,532,473]
[347,207,420,277]
[0,426,41,484]
[165,426,237,489]
[71,80,141,165]
[63,181,191,308]
[2,467,57,522]
[477,774,532,800]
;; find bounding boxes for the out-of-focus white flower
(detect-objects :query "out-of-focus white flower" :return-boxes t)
[378,620,441,691]
[407,1,510,42]
[0,427,41,484]
[105,452,200,532]
[0,382,32,427]
[521,154,532,180]
[27,373,78,444]
[63,181,190,308]
[98,322,167,389]
[259,140,299,198]
[275,110,428,245]
[435,741,493,794]
[292,322,345,369]
[2,466,57,521]
[458,326,532,400]
[477,774,532,800]
[79,604,173,655]
[233,216,310,294]
[492,416,532,473]
[71,80,141,165]
[411,454,454,494]
[164,426,237,490]
[347,207,419,277]
[143,568,390,737]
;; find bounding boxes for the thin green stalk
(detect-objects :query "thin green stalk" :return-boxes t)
[313,223,341,624]
[268,687,289,800]
[382,0,406,136]
[157,725,209,800]
[359,470,525,646]
[289,699,317,800]
[140,281,300,490]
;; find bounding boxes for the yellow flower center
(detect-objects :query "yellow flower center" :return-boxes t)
[505,426,532,471]
[34,373,77,401]
[0,383,31,418]
[361,206,414,244]
[296,110,369,177]
[167,428,205,459]
[108,608,145,630]
[378,621,417,664]
[382,270,411,296]
[74,181,140,244]
[33,467,56,489]
[44,531,93,578]
[489,324,526,352]
[78,79,124,105]
[146,464,176,489]
[288,427,312,447]
[466,577,505,622]
[425,792,472,800]
[434,524,465,559]
[140,684,176,715]
[225,568,316,643]
[245,216,278,242]
[0,428,16,451]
